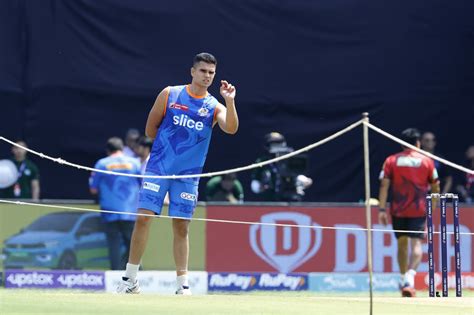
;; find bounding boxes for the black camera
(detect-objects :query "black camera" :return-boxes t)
[257,132,311,202]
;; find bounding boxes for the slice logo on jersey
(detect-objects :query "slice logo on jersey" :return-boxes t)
[170,103,189,111]
[250,212,322,273]
[180,192,196,201]
[143,182,160,192]
[173,114,204,131]
[197,106,210,117]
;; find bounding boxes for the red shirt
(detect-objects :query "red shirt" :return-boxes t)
[382,149,438,218]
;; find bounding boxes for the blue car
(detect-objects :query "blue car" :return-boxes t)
[2,211,114,269]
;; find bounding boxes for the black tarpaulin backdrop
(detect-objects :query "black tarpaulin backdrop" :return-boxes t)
[0,0,473,201]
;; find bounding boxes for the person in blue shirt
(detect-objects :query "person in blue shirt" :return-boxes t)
[117,52,239,295]
[89,137,142,270]
[135,135,153,174]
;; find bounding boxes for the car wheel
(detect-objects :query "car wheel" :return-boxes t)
[57,251,77,270]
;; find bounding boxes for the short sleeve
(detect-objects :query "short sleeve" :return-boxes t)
[30,162,40,180]
[89,161,103,189]
[381,157,393,180]
[205,177,220,199]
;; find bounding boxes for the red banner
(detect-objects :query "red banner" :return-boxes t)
[206,205,474,273]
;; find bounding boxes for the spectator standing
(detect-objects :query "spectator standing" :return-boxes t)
[378,128,439,297]
[420,131,453,194]
[123,128,140,158]
[0,140,40,200]
[136,136,153,174]
[205,173,244,203]
[89,137,142,270]
[456,145,474,203]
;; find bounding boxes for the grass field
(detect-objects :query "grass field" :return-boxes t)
[1,290,473,315]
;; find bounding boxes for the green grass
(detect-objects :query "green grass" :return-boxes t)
[1,290,473,315]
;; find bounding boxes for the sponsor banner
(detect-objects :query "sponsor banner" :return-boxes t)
[5,270,105,290]
[415,272,474,291]
[309,273,399,292]
[208,273,308,291]
[206,205,474,273]
[105,271,208,294]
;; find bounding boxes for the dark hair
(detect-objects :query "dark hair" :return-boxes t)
[106,137,124,153]
[138,136,153,149]
[193,52,217,66]
[125,128,140,140]
[401,128,420,146]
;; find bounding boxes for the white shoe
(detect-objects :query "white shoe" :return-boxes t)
[116,277,141,294]
[405,269,416,288]
[176,285,192,295]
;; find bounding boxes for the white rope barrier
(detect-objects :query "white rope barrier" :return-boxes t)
[0,119,473,237]
[0,119,363,179]
[365,122,474,175]
[1,199,472,236]
[1,120,472,180]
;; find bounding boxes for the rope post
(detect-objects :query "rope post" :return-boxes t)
[362,112,373,315]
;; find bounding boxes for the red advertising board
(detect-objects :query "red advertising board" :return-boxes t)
[206,205,474,273]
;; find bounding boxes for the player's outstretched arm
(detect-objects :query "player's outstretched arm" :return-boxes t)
[215,80,239,134]
[145,87,170,139]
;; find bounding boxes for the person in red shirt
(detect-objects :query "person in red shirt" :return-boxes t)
[378,128,440,297]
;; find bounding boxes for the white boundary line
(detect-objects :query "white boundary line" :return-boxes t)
[1,199,472,236]
[1,119,472,236]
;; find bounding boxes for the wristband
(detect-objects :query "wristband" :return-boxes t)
[378,208,386,213]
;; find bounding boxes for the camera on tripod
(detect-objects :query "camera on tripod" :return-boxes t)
[252,132,312,202]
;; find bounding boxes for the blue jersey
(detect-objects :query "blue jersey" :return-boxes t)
[146,85,218,183]
[89,154,142,222]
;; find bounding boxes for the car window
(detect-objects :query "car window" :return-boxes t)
[26,213,82,232]
[76,216,103,235]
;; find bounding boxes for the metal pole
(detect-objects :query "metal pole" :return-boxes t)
[440,195,448,297]
[453,195,462,297]
[426,195,435,297]
[362,113,373,315]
